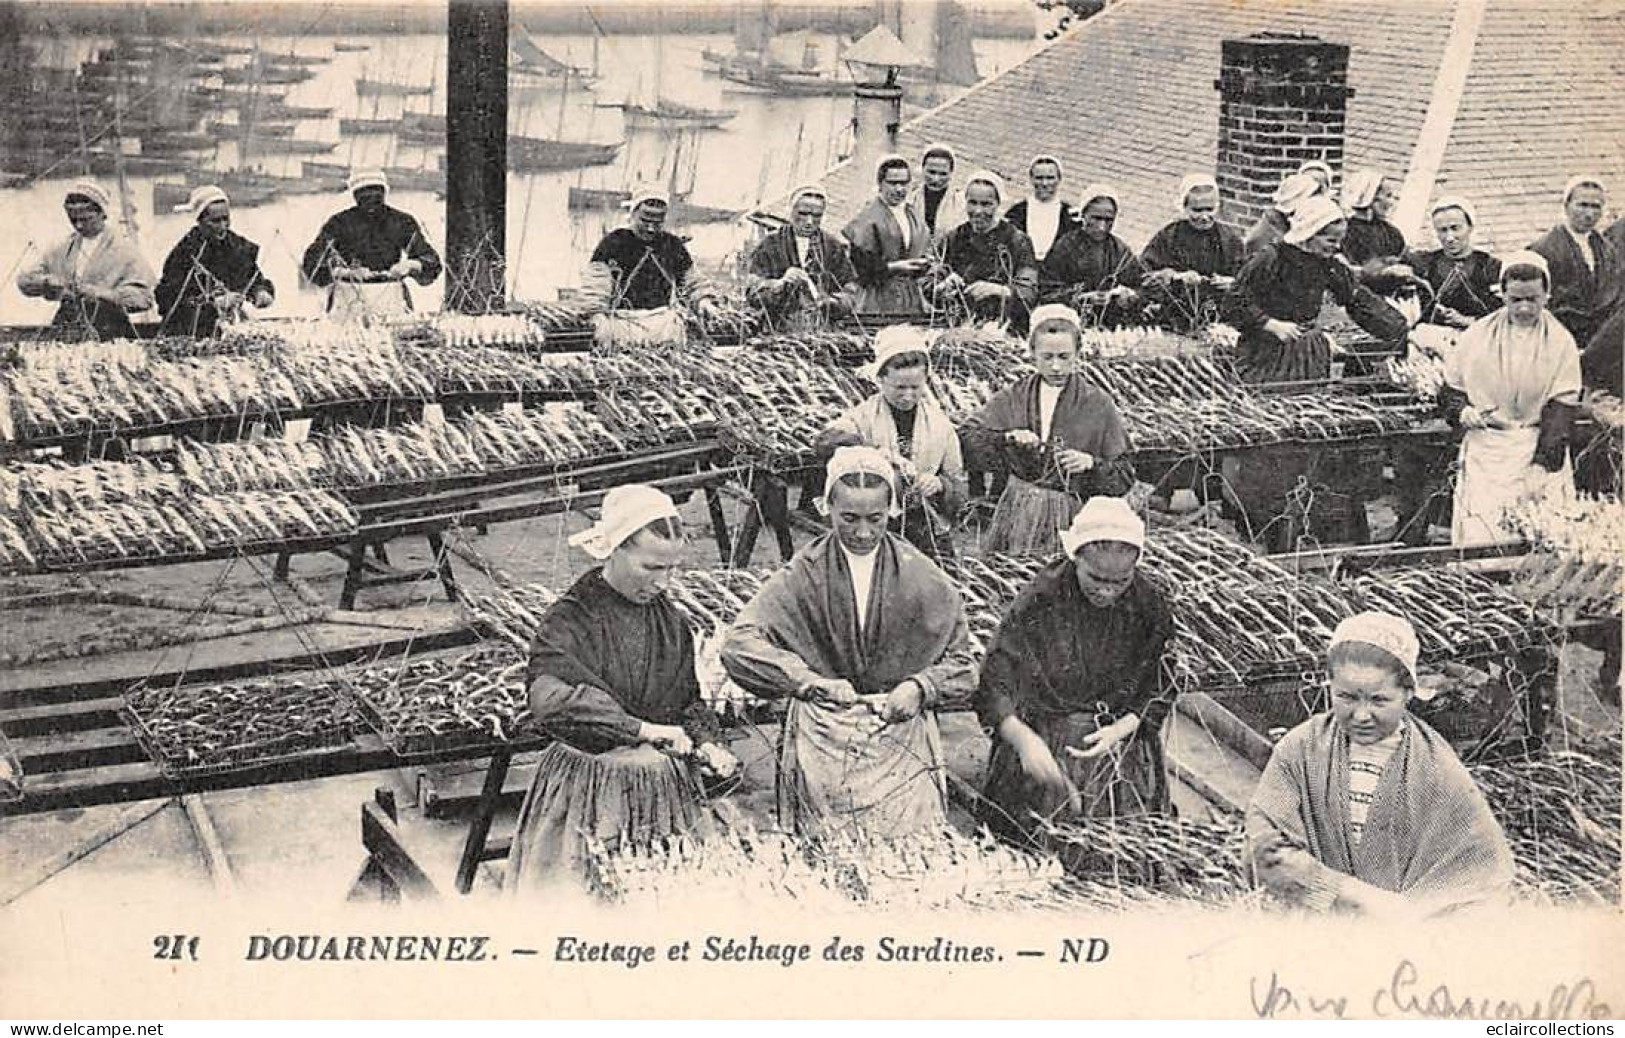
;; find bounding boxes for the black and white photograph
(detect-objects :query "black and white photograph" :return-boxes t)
[0,0,1621,1023]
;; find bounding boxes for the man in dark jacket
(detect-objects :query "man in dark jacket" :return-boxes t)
[156,186,275,337]
[300,169,442,318]
[1529,176,1622,345]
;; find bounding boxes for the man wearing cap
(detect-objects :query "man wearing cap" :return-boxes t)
[507,485,738,893]
[1003,156,1075,264]
[1226,195,1409,383]
[933,171,1038,333]
[1529,176,1622,345]
[722,446,976,839]
[1248,612,1513,916]
[16,181,155,340]
[299,170,442,319]
[746,185,858,331]
[156,186,275,338]
[817,325,967,561]
[842,155,932,315]
[975,496,1176,848]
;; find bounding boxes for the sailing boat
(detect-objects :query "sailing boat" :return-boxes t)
[567,129,737,223]
[510,25,595,99]
[713,3,852,96]
[616,6,737,131]
[876,0,981,92]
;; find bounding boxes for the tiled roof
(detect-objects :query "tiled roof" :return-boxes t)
[1421,0,1625,253]
[801,0,1624,258]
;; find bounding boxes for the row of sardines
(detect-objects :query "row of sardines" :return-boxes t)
[0,400,667,573]
[108,528,1550,782]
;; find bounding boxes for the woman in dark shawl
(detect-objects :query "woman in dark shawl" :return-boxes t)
[975,497,1176,849]
[1225,196,1410,383]
[841,154,931,315]
[507,485,737,894]
[721,447,976,840]
[1340,171,1408,279]
[1247,612,1514,916]
[1402,196,1503,328]
[1039,183,1144,326]
[961,304,1135,557]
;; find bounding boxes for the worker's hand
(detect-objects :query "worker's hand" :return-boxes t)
[1210,275,1235,290]
[638,722,694,757]
[891,257,932,276]
[914,472,944,498]
[1178,269,1205,284]
[1381,263,1415,280]
[1064,712,1140,761]
[805,677,859,707]
[1056,449,1096,476]
[878,679,924,724]
[330,265,361,283]
[251,288,274,309]
[696,741,739,779]
[387,258,420,280]
[1433,304,1470,330]
[1458,404,1488,430]
[965,280,1009,302]
[1257,842,1328,894]
[1265,318,1304,344]
[1108,285,1138,303]
[781,267,813,292]
[1146,268,1174,287]
[1006,428,1042,448]
[213,290,245,313]
[1012,730,1079,814]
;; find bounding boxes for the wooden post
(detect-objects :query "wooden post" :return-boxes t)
[446,0,509,314]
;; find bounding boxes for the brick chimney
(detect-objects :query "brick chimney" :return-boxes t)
[1214,32,1353,236]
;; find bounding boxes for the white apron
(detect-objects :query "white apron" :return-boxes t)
[591,306,688,349]
[1451,426,1572,545]
[777,698,947,840]
[327,280,411,321]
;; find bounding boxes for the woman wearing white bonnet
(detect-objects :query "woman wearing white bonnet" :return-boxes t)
[1437,250,1581,545]
[1003,154,1076,263]
[722,446,976,839]
[1242,170,1321,259]
[155,184,276,337]
[15,180,155,340]
[933,169,1040,333]
[818,324,967,561]
[507,484,738,894]
[1039,182,1145,325]
[1141,173,1244,328]
[1339,170,1407,280]
[1225,194,1409,383]
[300,168,443,320]
[1528,174,1620,346]
[1406,195,1503,328]
[841,152,932,315]
[1248,611,1514,916]
[962,303,1136,556]
[744,183,858,331]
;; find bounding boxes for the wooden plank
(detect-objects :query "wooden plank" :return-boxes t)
[0,624,480,707]
[1,732,552,818]
[9,726,146,772]
[361,800,440,900]
[1175,692,1276,773]
[181,794,238,898]
[0,698,127,737]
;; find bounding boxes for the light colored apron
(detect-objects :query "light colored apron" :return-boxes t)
[591,306,688,348]
[327,280,411,321]
[1452,425,1572,545]
[777,697,947,840]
